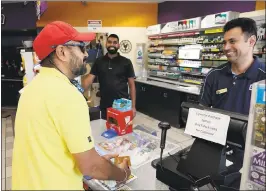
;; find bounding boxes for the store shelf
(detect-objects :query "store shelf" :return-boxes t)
[151,69,180,74]
[201,65,218,68]
[160,57,177,59]
[202,50,224,53]
[147,76,200,87]
[177,58,202,61]
[197,42,224,44]
[149,74,179,80]
[149,58,227,62]
[180,72,206,77]
[1,78,23,82]
[150,43,197,46]
[148,55,163,58]
[148,63,178,67]
[149,74,203,86]
[148,63,199,68]
[148,50,164,53]
[178,65,201,69]
[148,63,222,69]
[202,59,227,61]
[177,58,227,61]
[148,31,200,39]
[147,30,228,87]
[180,79,203,85]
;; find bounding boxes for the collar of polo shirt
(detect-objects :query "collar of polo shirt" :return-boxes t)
[224,56,261,80]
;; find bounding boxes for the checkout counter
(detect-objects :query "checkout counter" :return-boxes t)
[84,102,248,191]
[83,119,194,190]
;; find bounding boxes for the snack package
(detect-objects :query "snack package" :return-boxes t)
[112,99,132,112]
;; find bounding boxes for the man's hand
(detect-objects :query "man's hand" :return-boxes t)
[103,153,131,182]
[117,158,131,182]
[132,107,136,118]
[128,77,136,118]
[82,74,96,92]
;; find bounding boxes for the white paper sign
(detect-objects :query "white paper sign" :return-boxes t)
[184,108,230,145]
[161,17,201,34]
[201,11,239,29]
[146,24,161,35]
[88,20,102,31]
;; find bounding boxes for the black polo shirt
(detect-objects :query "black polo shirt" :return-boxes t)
[200,57,265,115]
[90,53,135,109]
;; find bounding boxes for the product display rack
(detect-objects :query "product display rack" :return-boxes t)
[147,29,229,87]
[147,30,266,87]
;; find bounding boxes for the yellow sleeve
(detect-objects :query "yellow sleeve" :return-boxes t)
[56,97,94,154]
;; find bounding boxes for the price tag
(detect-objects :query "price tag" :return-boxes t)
[205,28,223,34]
[184,108,230,145]
[210,48,220,52]
[184,79,201,85]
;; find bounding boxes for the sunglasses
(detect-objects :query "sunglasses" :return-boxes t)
[51,42,89,53]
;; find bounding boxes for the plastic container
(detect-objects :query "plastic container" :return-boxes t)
[112,98,132,112]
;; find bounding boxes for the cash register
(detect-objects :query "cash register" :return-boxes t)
[152,102,248,191]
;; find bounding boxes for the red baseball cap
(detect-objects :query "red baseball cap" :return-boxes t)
[33,21,96,60]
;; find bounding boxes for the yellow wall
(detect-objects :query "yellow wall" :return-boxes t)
[255,1,265,10]
[37,2,158,27]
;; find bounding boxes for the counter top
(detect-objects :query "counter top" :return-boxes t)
[135,77,201,95]
[84,119,194,190]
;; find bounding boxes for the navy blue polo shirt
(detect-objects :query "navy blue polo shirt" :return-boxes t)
[200,57,265,115]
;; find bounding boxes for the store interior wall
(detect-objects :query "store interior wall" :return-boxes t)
[239,9,266,18]
[158,1,257,23]
[255,1,266,10]
[36,2,158,27]
[36,1,155,83]
[1,2,37,30]
[1,2,37,107]
[1,2,37,53]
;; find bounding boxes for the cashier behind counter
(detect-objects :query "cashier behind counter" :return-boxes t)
[199,17,265,115]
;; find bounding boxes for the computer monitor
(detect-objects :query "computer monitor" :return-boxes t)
[181,102,248,150]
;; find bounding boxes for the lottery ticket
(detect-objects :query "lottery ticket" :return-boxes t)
[117,185,132,190]
[95,174,137,190]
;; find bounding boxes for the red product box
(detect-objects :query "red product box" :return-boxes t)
[106,108,133,136]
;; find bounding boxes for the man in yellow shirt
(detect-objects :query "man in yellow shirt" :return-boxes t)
[12,21,130,190]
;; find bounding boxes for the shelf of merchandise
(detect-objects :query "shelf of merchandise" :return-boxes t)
[147,29,228,86]
[148,34,265,86]
[148,62,222,68]
[198,42,224,44]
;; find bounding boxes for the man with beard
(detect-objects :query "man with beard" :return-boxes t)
[200,18,265,115]
[83,34,136,119]
[12,22,131,190]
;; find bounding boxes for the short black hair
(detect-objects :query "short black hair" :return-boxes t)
[223,18,257,41]
[107,34,119,42]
